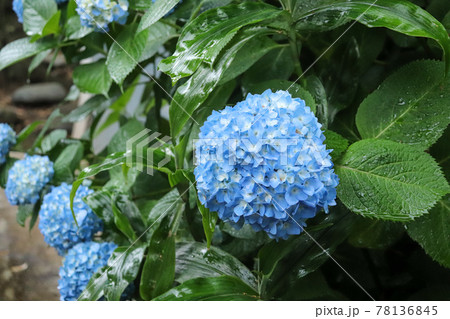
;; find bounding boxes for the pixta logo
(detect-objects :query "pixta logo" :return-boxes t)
[126,129,171,175]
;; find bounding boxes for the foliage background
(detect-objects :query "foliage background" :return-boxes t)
[0,0,449,301]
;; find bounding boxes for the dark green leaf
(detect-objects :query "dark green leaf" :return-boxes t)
[73,59,112,96]
[336,139,449,221]
[16,121,41,145]
[40,129,67,153]
[104,245,146,301]
[159,2,282,82]
[406,195,450,268]
[293,0,450,71]
[175,242,257,290]
[153,276,259,301]
[63,95,110,123]
[53,142,84,183]
[323,130,349,160]
[28,49,50,75]
[0,158,17,188]
[349,218,404,250]
[356,60,450,149]
[197,200,217,249]
[32,109,62,150]
[16,204,34,227]
[111,196,137,241]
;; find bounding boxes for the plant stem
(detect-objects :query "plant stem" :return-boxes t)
[288,29,306,86]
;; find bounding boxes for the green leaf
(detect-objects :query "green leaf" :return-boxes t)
[140,201,183,300]
[153,276,259,301]
[63,95,109,123]
[78,266,109,301]
[40,129,67,153]
[16,204,34,227]
[323,130,349,161]
[41,10,61,37]
[32,109,62,150]
[244,79,317,114]
[406,195,450,268]
[139,22,177,62]
[0,158,17,188]
[114,194,146,234]
[349,218,404,250]
[293,0,450,71]
[73,60,112,96]
[23,0,57,36]
[111,195,137,241]
[175,242,257,290]
[356,60,450,149]
[159,2,282,83]
[84,190,116,228]
[16,121,41,145]
[306,75,329,127]
[0,37,57,71]
[137,0,180,32]
[108,119,145,154]
[53,142,84,183]
[257,206,354,298]
[169,29,274,137]
[28,49,51,75]
[106,25,150,85]
[65,15,92,40]
[104,245,146,301]
[336,139,449,221]
[197,200,218,249]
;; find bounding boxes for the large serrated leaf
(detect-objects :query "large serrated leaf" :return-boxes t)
[23,0,57,36]
[356,60,449,149]
[406,195,450,268]
[73,60,112,96]
[159,2,282,83]
[293,0,450,71]
[336,139,449,221]
[137,0,180,32]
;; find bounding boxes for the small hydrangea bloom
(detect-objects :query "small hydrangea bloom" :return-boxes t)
[76,0,129,32]
[58,242,117,301]
[5,155,54,205]
[39,183,103,256]
[194,90,339,240]
[12,0,67,24]
[0,123,16,165]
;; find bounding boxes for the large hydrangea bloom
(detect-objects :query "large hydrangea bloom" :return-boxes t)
[39,183,103,256]
[12,0,67,24]
[0,123,16,165]
[194,90,339,240]
[76,0,129,32]
[58,242,117,301]
[5,155,54,205]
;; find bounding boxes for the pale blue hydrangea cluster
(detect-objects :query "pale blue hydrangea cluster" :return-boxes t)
[5,155,54,205]
[0,123,16,165]
[38,183,103,256]
[194,90,339,240]
[58,241,117,301]
[12,0,67,24]
[76,0,129,31]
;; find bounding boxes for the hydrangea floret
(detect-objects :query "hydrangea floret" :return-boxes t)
[0,123,16,165]
[76,0,129,32]
[58,241,117,301]
[5,155,54,205]
[194,89,339,240]
[39,183,103,256]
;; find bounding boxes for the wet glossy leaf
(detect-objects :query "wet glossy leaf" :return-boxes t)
[175,242,257,290]
[349,218,404,250]
[153,276,259,300]
[406,195,450,268]
[104,245,146,301]
[111,197,137,241]
[197,200,218,249]
[63,95,110,123]
[356,60,449,149]
[169,29,274,137]
[0,37,57,71]
[53,142,84,183]
[78,266,109,301]
[336,139,449,221]
[293,0,450,71]
[159,2,282,83]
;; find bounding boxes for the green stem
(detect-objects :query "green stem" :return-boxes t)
[288,29,305,86]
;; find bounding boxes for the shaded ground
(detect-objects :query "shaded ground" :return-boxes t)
[0,190,61,301]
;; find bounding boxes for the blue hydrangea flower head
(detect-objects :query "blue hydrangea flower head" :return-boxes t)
[76,0,129,32]
[5,155,54,205]
[58,241,117,301]
[194,89,339,240]
[12,0,23,23]
[39,183,103,256]
[0,123,16,165]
